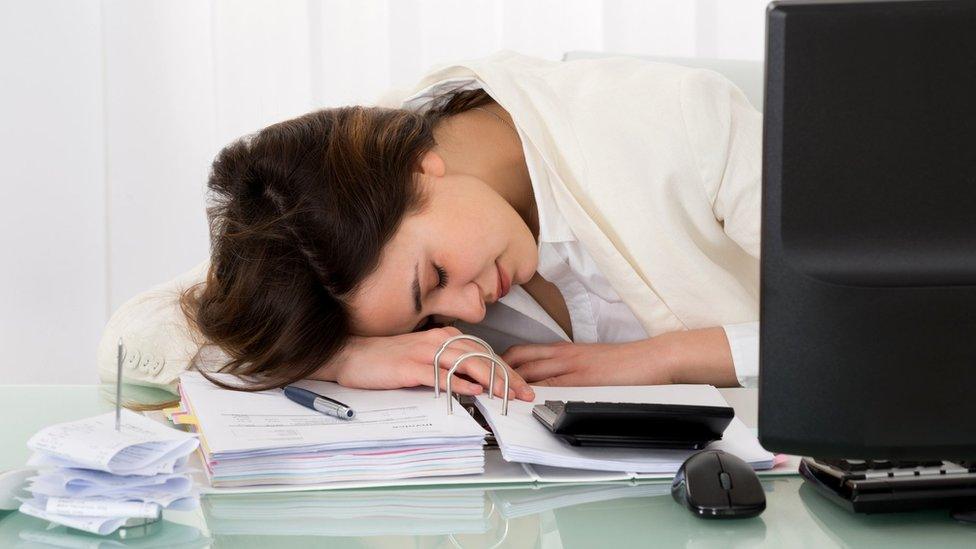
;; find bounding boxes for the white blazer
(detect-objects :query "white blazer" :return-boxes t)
[96,51,762,393]
[402,50,762,332]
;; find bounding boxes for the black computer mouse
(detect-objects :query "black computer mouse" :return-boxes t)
[671,449,766,519]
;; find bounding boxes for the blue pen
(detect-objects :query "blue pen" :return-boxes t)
[283,386,356,420]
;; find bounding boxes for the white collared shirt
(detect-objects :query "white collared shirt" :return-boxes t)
[404,79,759,387]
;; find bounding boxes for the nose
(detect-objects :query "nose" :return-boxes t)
[440,282,487,324]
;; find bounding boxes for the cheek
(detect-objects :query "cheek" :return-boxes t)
[445,244,485,278]
[515,227,539,279]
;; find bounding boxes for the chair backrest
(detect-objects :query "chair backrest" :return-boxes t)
[562,51,764,110]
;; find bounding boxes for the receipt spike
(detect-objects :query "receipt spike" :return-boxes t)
[116,338,124,431]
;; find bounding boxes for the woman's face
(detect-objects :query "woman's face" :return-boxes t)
[348,163,538,336]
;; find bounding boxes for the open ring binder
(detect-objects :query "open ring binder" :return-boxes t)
[447,352,510,416]
[433,335,498,399]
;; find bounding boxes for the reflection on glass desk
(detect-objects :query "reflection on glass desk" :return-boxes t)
[5,479,975,548]
[2,385,975,548]
[203,488,490,538]
[198,480,973,548]
[0,509,208,548]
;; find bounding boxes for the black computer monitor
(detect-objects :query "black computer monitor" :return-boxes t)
[759,0,976,460]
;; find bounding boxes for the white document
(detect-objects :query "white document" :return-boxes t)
[45,496,161,519]
[475,385,775,473]
[18,498,130,536]
[21,409,201,535]
[179,372,486,456]
[27,467,193,498]
[29,472,192,502]
[26,409,198,475]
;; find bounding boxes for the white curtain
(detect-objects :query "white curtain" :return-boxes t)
[0,0,769,384]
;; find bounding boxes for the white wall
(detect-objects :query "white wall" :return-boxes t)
[1,1,106,385]
[0,0,770,384]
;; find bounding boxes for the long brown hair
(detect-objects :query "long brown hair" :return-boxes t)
[182,88,493,391]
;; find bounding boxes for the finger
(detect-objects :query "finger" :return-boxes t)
[433,348,494,392]
[478,358,534,402]
[447,352,517,399]
[414,362,483,396]
[501,343,562,367]
[428,333,493,366]
[534,373,585,387]
[421,326,467,350]
[494,362,536,402]
[513,360,573,383]
[437,349,535,402]
[435,347,493,371]
[443,376,484,396]
[436,326,463,338]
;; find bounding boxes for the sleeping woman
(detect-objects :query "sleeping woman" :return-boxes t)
[96,51,762,402]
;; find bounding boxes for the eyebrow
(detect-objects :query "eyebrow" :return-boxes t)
[412,262,422,314]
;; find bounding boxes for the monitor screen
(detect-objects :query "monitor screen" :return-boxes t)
[759,0,976,459]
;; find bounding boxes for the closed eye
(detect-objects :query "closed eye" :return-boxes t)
[434,263,448,289]
[413,264,449,332]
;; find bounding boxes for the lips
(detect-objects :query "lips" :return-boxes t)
[496,261,511,300]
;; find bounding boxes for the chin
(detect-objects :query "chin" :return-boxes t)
[522,258,540,284]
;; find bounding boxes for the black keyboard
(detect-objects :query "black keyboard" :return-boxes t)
[815,458,969,474]
[800,457,976,514]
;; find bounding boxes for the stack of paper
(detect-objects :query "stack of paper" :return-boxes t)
[19,409,200,535]
[178,372,488,488]
[475,384,775,473]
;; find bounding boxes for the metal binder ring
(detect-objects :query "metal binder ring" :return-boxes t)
[447,352,509,416]
[433,334,498,399]
[449,500,510,549]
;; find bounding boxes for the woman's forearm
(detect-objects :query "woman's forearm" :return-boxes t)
[655,327,740,387]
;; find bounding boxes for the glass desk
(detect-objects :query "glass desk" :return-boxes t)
[1,385,973,548]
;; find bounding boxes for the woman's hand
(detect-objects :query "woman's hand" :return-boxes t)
[503,328,739,388]
[312,327,536,401]
[503,340,675,387]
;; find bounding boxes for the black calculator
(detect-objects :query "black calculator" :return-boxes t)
[531,400,734,449]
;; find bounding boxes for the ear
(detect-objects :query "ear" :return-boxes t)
[417,150,446,177]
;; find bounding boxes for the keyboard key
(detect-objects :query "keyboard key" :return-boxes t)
[943,462,970,474]
[819,459,868,471]
[956,461,976,472]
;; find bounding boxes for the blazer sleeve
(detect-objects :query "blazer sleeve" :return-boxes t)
[678,69,763,260]
[96,260,231,394]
